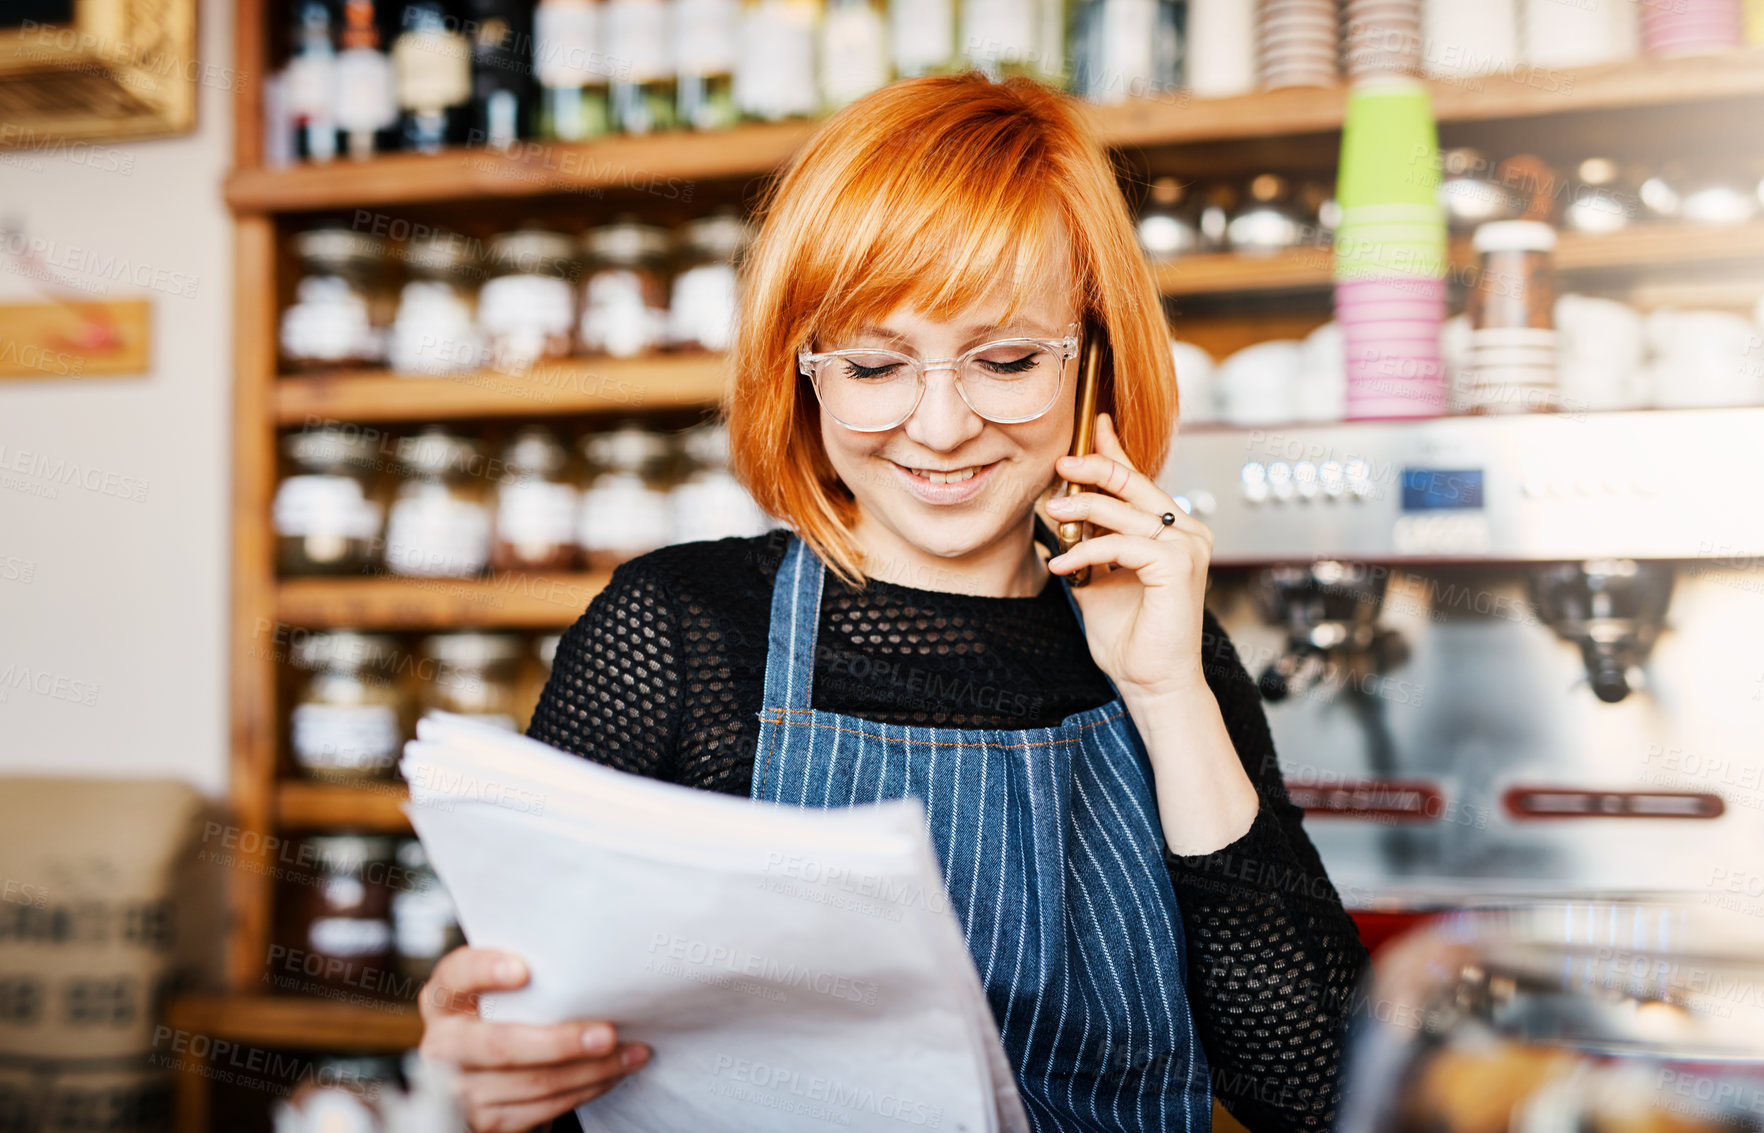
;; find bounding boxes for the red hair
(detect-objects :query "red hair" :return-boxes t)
[724,71,1176,587]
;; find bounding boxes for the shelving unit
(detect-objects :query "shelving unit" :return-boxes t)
[190,6,1764,1127]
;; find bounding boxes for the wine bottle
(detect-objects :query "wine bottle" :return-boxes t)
[391,0,473,152]
[463,0,534,150]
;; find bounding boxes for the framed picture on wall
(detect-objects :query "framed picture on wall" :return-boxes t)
[0,0,200,149]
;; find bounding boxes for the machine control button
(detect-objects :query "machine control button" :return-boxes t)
[1293,461,1319,499]
[1268,461,1295,500]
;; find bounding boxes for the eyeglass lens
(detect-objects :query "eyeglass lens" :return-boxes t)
[812,341,1065,428]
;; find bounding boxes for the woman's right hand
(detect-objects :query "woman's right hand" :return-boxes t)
[418,947,651,1133]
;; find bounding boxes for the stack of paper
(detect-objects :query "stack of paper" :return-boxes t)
[401,713,1031,1133]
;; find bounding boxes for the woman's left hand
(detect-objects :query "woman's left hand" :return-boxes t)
[1042,412,1213,701]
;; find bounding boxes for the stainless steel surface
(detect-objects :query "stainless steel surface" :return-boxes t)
[1159,408,1764,563]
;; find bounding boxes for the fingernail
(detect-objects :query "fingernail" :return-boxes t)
[495,956,525,983]
[582,1023,614,1052]
[622,1044,650,1069]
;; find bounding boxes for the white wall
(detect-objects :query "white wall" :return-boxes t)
[0,0,235,797]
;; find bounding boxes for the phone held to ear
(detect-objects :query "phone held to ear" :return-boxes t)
[1055,322,1107,587]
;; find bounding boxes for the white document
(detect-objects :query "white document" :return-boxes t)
[401,713,1031,1133]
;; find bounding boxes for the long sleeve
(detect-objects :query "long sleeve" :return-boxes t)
[1171,610,1373,1133]
[525,559,685,780]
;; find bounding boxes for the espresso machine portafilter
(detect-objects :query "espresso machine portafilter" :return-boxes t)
[1251,561,1408,704]
[1529,560,1674,704]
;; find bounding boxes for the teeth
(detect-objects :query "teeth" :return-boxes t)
[910,465,979,484]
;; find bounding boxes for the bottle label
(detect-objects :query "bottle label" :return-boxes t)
[677,0,739,74]
[497,480,580,548]
[535,1,613,87]
[274,475,383,539]
[386,485,492,576]
[333,46,397,131]
[1099,0,1158,94]
[287,50,338,116]
[892,0,953,74]
[821,3,889,105]
[735,0,818,117]
[393,27,472,111]
[309,916,394,958]
[606,0,672,82]
[292,703,401,770]
[963,0,1035,62]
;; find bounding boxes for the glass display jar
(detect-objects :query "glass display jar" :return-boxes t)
[289,632,406,783]
[275,428,386,576]
[578,424,675,568]
[478,228,578,373]
[492,427,580,571]
[734,0,820,122]
[416,632,525,730]
[384,428,493,578]
[578,219,672,358]
[279,227,391,370]
[388,231,484,375]
[666,210,749,352]
[389,837,461,984]
[676,0,740,129]
[668,422,772,542]
[533,0,613,142]
[278,834,397,995]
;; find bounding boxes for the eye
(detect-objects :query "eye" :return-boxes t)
[839,354,906,380]
[977,349,1043,375]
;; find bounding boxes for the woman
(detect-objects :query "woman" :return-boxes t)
[418,72,1369,1133]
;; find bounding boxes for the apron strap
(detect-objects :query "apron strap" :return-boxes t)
[762,532,824,711]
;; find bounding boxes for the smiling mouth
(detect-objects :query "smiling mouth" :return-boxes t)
[894,460,998,484]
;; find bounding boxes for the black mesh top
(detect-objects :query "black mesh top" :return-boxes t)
[529,525,1371,1133]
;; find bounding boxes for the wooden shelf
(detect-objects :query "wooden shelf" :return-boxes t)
[226,52,1764,214]
[275,353,729,424]
[277,781,411,832]
[166,995,422,1051]
[1157,220,1764,298]
[275,571,610,628]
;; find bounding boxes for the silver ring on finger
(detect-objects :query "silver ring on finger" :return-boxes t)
[1150,510,1177,540]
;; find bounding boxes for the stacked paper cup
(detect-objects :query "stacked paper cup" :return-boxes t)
[1465,221,1558,414]
[1520,0,1637,68]
[1422,0,1518,80]
[1257,0,1342,89]
[1641,0,1743,56]
[1333,78,1449,419]
[1344,0,1423,78]
[1189,0,1260,96]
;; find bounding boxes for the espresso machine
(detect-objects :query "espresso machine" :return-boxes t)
[1158,407,1764,912]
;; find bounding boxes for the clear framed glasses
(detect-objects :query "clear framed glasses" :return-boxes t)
[798,323,1082,432]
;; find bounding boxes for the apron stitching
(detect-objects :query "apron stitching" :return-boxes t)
[754,707,1129,748]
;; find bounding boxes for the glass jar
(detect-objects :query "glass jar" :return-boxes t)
[667,210,749,352]
[1136,177,1203,263]
[606,0,677,133]
[734,0,821,122]
[416,632,525,730]
[676,0,740,129]
[289,632,405,783]
[478,228,579,373]
[492,427,581,571]
[388,230,484,376]
[578,219,672,358]
[578,424,675,568]
[668,422,772,542]
[385,428,493,578]
[279,834,397,995]
[275,428,386,576]
[819,0,889,110]
[389,837,462,985]
[533,0,613,142]
[279,227,391,370]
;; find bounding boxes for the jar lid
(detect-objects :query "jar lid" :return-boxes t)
[537,633,562,668]
[307,833,397,871]
[398,427,482,476]
[282,427,382,471]
[677,210,751,261]
[294,226,387,270]
[419,632,525,667]
[582,424,670,471]
[500,427,569,477]
[489,229,577,276]
[1473,220,1557,253]
[405,231,481,277]
[582,219,672,266]
[292,631,399,671]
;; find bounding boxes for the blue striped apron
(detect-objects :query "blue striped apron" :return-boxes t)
[751,530,1210,1133]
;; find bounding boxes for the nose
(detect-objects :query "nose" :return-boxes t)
[902,363,985,452]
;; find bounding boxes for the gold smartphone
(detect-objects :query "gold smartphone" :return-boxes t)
[1054,322,1107,587]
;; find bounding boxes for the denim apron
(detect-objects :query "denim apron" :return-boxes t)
[750,523,1210,1133]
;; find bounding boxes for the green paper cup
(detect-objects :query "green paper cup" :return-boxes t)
[1337,76,1442,211]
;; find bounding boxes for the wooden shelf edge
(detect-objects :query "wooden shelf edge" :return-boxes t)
[277,781,412,832]
[275,354,729,424]
[275,571,611,629]
[165,994,422,1050]
[228,53,1764,214]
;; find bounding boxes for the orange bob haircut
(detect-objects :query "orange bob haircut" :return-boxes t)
[723,70,1177,588]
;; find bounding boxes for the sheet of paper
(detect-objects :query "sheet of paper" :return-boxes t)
[402,713,1031,1133]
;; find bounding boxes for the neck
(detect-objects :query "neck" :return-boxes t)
[850,509,1051,598]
